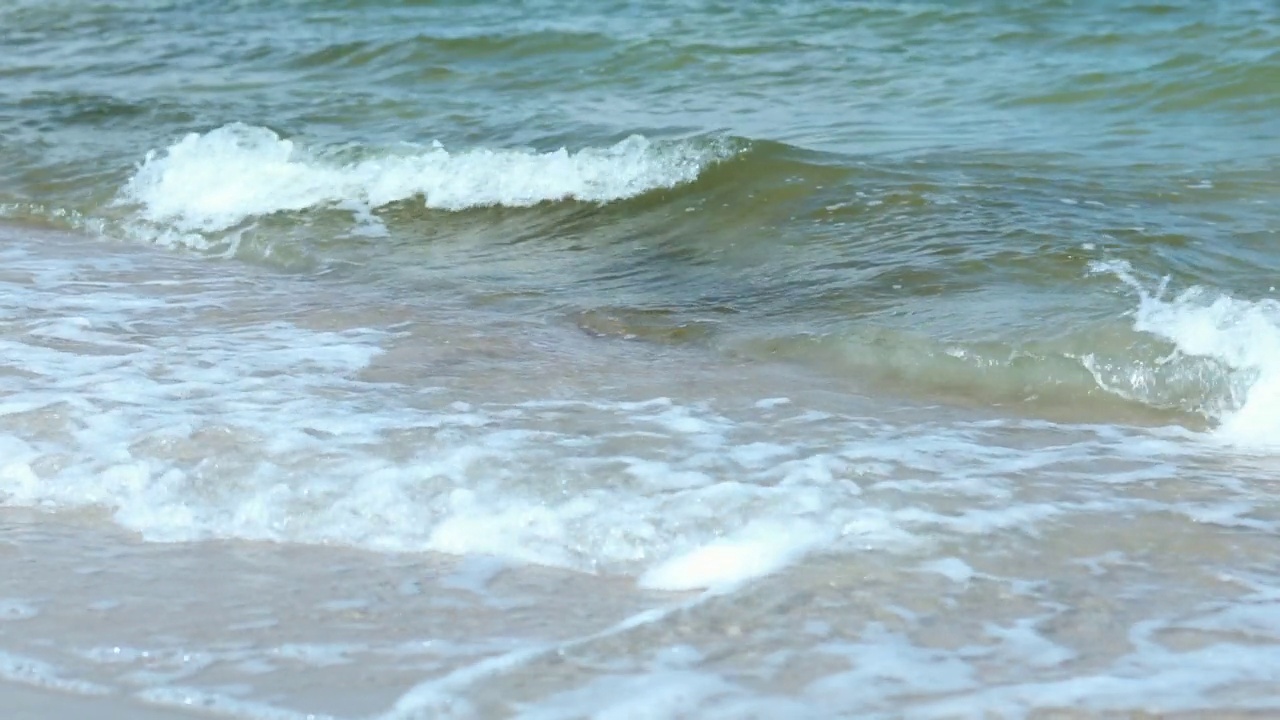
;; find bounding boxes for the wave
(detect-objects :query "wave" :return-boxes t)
[288,29,617,72]
[741,261,1280,447]
[92,123,1274,264]
[733,326,1218,427]
[1091,260,1280,448]
[114,123,740,235]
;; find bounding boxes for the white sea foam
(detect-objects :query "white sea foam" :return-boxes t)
[1091,259,1280,448]
[638,520,828,591]
[116,123,730,234]
[0,235,1235,595]
[0,284,1178,580]
[0,240,876,582]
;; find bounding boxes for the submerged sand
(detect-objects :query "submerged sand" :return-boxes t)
[5,502,1280,718]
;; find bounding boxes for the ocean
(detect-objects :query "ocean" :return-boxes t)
[2,0,1279,717]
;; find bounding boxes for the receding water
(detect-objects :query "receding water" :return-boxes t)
[2,1,1280,717]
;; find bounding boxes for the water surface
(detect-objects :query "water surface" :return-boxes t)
[2,1,1280,716]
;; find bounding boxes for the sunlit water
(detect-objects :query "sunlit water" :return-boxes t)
[2,1,1280,716]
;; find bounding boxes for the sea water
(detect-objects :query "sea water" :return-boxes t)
[2,1,1280,717]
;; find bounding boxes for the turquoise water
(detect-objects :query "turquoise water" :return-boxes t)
[2,1,1280,717]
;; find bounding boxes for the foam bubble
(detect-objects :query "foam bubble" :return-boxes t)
[116,123,732,234]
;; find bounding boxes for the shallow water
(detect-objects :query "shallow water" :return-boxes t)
[2,0,1280,717]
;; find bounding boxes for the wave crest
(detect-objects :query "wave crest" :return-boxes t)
[1090,260,1280,448]
[116,123,736,233]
